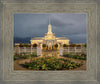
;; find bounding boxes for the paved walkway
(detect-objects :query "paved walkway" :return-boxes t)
[14,58,32,70]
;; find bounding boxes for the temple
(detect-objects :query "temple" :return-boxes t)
[30,18,70,49]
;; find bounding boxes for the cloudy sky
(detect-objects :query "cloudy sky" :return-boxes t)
[14,13,87,43]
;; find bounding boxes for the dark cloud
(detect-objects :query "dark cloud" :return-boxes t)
[14,13,86,43]
[51,18,75,27]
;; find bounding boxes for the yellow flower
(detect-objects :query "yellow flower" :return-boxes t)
[42,64,46,69]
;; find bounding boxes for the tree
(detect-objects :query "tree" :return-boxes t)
[33,44,37,47]
[55,44,58,48]
[84,44,87,48]
[23,43,29,47]
[42,44,46,47]
[76,45,81,47]
[28,44,31,47]
[63,44,67,47]
[69,44,76,47]
[19,43,23,47]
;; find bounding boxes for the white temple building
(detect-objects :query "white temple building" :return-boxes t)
[30,18,70,49]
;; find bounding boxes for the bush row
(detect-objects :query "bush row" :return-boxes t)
[14,52,37,60]
[63,54,86,60]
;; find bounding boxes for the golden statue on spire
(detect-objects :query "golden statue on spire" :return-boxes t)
[48,17,52,34]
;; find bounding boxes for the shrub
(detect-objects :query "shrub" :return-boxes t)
[76,45,81,47]
[63,44,67,47]
[33,44,37,47]
[69,44,76,47]
[23,43,30,47]
[84,44,87,47]
[14,52,37,60]
[55,44,58,48]
[14,56,18,60]
[63,54,86,60]
[19,43,23,47]
[63,54,71,58]
[42,44,46,47]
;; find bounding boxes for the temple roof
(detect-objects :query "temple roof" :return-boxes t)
[31,37,69,40]
[56,37,69,40]
[31,37,44,40]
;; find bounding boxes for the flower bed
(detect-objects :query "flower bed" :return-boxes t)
[63,54,86,60]
[14,52,37,60]
[23,57,83,70]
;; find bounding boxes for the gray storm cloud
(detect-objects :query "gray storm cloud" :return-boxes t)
[14,13,86,43]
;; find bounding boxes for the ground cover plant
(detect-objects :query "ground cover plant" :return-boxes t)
[23,56,83,70]
[63,53,86,60]
[14,52,37,60]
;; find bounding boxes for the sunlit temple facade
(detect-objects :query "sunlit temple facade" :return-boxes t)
[30,18,70,49]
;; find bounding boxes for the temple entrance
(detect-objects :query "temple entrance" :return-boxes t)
[47,40,53,50]
[48,42,52,50]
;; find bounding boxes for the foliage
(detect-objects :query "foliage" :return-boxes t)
[14,52,37,60]
[33,44,37,47]
[14,45,19,47]
[55,44,58,48]
[28,45,31,47]
[19,43,30,47]
[66,45,69,47]
[19,43,23,47]
[84,44,87,47]
[69,44,76,47]
[63,44,67,47]
[42,44,46,47]
[76,45,81,47]
[23,56,82,70]
[63,54,86,60]
[23,44,30,47]
[52,46,53,50]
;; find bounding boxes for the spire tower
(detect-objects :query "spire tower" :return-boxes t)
[48,17,52,34]
[49,17,51,24]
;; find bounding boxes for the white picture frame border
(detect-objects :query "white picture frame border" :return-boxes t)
[0,0,100,84]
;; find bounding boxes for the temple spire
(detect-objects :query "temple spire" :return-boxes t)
[48,17,52,34]
[49,17,51,24]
